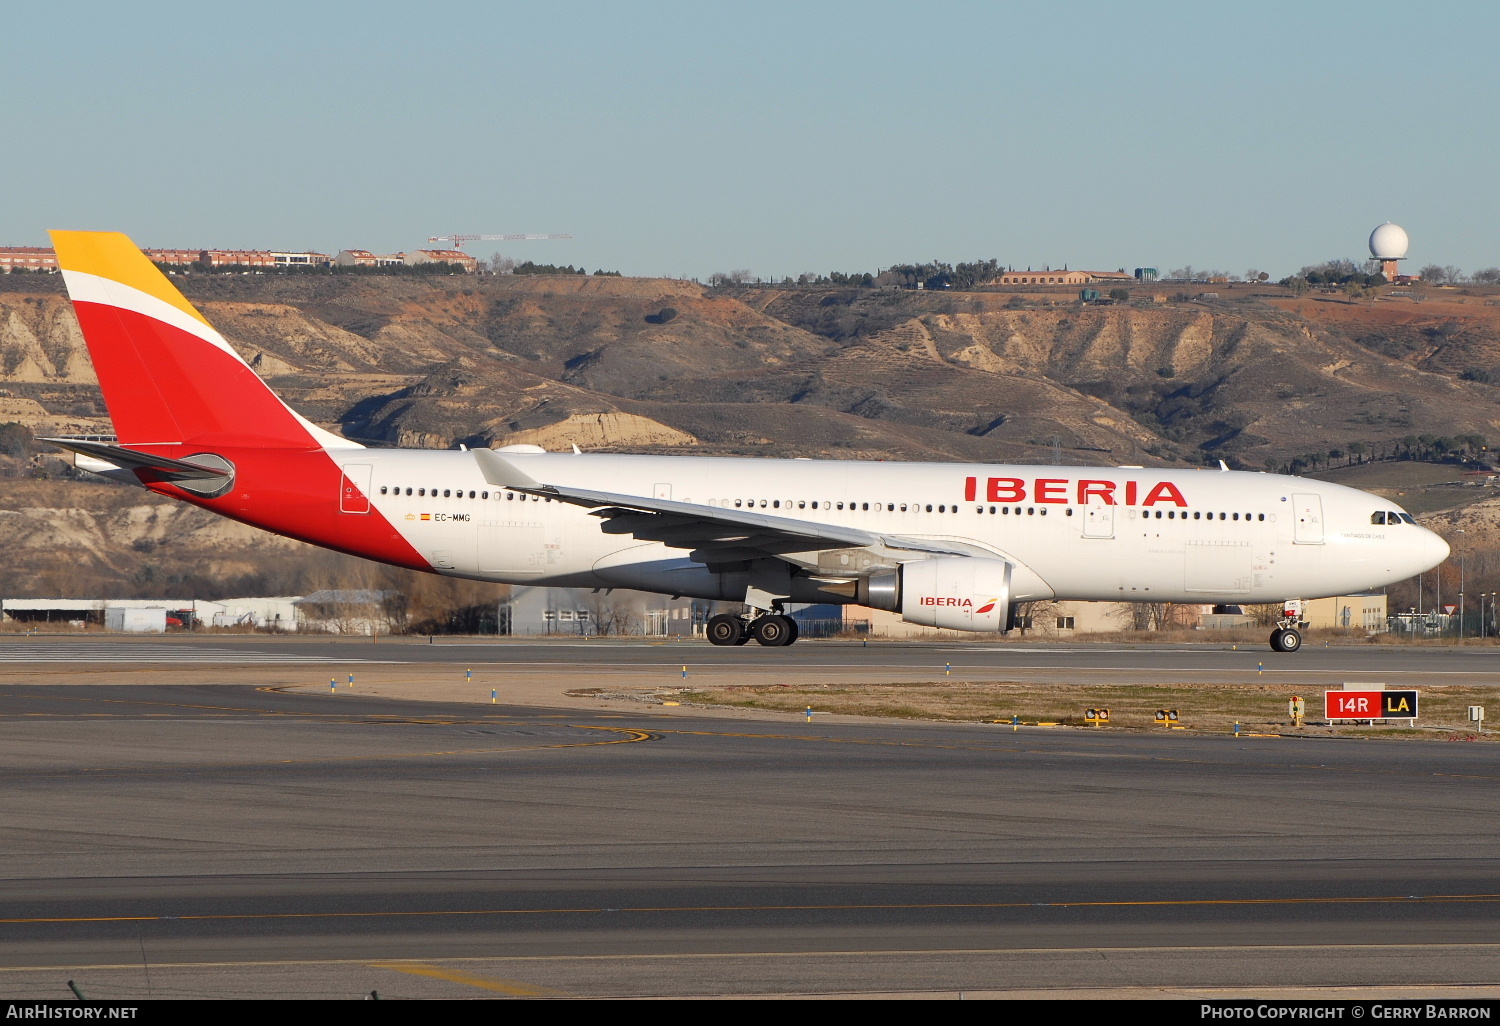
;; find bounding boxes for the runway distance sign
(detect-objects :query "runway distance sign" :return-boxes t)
[1324,689,1419,720]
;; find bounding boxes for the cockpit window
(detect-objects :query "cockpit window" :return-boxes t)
[1388,510,1403,524]
[1398,512,1416,525]
[1371,511,1386,525]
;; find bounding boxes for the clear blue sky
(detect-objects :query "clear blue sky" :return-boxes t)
[6,1,1497,279]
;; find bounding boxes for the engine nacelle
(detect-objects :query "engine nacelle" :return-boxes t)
[898,556,1013,633]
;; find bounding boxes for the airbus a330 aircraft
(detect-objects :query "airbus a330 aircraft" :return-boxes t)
[44,231,1449,652]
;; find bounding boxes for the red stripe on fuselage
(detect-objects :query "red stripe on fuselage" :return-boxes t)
[137,446,432,572]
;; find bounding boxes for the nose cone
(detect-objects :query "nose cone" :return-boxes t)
[1422,529,1450,572]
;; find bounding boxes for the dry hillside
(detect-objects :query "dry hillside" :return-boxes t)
[3,273,1498,471]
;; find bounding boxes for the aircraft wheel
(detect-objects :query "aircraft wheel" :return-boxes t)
[1270,628,1302,653]
[706,614,744,646]
[752,614,796,647]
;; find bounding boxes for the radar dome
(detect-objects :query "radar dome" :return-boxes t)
[1369,222,1409,260]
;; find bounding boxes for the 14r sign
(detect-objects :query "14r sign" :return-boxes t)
[1325,689,1419,720]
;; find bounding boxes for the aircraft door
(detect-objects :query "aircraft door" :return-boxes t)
[1292,493,1324,544]
[1082,504,1115,539]
[339,463,372,514]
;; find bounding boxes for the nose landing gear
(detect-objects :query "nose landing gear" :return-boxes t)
[1269,627,1302,653]
[705,612,799,647]
[1269,601,1305,653]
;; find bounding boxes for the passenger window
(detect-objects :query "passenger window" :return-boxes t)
[798,501,806,509]
[1257,513,1265,521]
[1027,507,1035,516]
[1232,513,1239,520]
[925,505,933,512]
[469,491,476,499]
[443,489,451,497]
[1065,507,1073,516]
[418,488,426,496]
[481,491,488,499]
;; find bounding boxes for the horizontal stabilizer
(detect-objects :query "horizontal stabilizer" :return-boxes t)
[42,438,231,480]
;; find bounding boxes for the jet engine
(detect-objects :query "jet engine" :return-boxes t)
[853,557,1014,633]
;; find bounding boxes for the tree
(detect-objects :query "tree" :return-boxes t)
[1417,264,1449,283]
[1108,288,1130,302]
[1472,267,1500,285]
[0,422,33,460]
[1284,276,1309,296]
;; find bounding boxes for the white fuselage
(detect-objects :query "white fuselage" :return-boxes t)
[340,451,1446,606]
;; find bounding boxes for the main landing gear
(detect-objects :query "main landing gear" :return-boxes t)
[706,613,800,647]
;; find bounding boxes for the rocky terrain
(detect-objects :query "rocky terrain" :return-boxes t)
[4,272,1499,469]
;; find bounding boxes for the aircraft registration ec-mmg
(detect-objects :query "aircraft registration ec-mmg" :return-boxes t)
[43,231,1449,652]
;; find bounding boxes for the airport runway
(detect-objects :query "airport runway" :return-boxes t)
[1,681,1498,999]
[0,635,1497,689]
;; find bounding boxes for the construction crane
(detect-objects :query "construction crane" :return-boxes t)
[427,233,572,249]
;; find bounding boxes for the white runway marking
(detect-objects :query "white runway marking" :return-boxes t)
[0,644,386,664]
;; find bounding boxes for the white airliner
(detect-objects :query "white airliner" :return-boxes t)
[43,231,1449,652]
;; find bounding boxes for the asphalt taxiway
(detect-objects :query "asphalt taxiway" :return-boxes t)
[1,677,1498,998]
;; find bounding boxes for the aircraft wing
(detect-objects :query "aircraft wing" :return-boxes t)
[473,448,971,564]
[41,438,232,481]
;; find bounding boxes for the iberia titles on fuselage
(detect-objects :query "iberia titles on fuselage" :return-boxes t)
[42,230,1450,651]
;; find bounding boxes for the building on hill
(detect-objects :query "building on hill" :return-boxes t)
[0,247,58,272]
[271,251,331,268]
[144,249,206,266]
[997,268,1137,287]
[201,250,277,269]
[999,269,1088,286]
[334,249,407,268]
[405,249,478,273]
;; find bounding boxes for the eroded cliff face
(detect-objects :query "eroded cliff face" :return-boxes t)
[2,276,1499,471]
